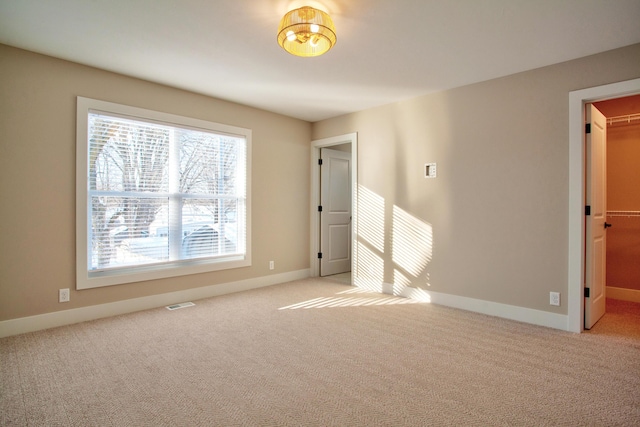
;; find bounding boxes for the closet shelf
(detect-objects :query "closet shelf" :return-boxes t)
[607,211,640,217]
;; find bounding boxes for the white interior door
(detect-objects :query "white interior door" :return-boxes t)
[320,148,351,276]
[585,104,608,329]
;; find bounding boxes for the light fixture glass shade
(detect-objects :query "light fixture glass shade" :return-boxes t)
[277,6,337,57]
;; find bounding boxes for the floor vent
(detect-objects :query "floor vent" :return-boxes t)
[166,302,195,311]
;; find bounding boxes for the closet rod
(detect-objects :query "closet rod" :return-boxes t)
[607,112,640,126]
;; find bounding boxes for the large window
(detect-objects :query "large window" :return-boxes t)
[76,97,251,289]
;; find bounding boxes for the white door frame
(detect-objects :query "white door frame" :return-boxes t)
[567,78,640,333]
[310,133,358,278]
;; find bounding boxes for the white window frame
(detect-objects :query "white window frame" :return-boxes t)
[76,97,251,289]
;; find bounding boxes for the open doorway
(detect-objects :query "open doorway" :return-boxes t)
[593,95,640,300]
[586,95,640,336]
[310,133,358,281]
[568,78,640,333]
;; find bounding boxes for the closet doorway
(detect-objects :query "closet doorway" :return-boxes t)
[568,78,640,333]
[593,95,640,309]
[583,93,640,331]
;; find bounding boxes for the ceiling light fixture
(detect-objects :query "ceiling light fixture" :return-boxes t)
[277,6,337,57]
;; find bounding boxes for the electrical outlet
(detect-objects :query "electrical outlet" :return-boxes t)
[269,261,275,270]
[425,163,437,178]
[549,292,560,307]
[59,288,70,303]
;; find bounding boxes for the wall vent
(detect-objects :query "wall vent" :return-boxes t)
[166,302,196,310]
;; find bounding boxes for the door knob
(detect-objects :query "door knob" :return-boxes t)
[604,222,612,229]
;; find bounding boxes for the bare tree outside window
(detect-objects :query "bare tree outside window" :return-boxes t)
[88,114,244,271]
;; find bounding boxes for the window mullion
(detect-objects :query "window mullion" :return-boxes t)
[168,128,182,260]
[217,137,223,255]
[78,97,251,290]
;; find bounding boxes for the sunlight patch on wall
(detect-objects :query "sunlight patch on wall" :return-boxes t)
[354,242,384,293]
[393,269,412,295]
[352,186,434,297]
[391,269,432,301]
[391,205,433,277]
[357,184,385,252]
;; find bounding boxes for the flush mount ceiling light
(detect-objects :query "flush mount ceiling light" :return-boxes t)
[277,6,337,57]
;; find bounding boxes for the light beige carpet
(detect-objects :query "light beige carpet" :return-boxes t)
[1,278,639,426]
[587,297,640,340]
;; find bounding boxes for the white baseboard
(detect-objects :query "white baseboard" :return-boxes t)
[394,283,568,331]
[422,289,567,331]
[607,286,640,303]
[0,269,310,338]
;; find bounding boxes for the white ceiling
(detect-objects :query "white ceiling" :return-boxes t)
[1,0,639,122]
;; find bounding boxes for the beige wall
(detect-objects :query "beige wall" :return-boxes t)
[605,121,640,291]
[0,44,311,321]
[312,44,640,314]
[2,42,640,325]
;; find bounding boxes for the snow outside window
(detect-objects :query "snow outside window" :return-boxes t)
[76,97,251,289]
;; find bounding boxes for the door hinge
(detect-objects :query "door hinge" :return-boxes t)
[585,205,591,216]
[318,158,323,166]
[317,252,323,259]
[584,288,590,298]
[585,123,591,134]
[318,205,323,212]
